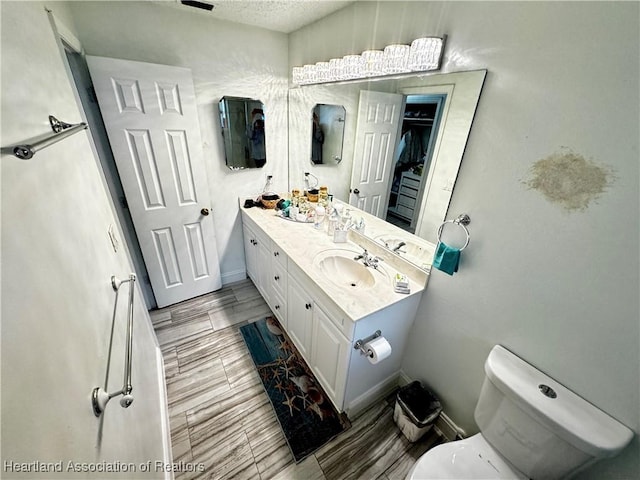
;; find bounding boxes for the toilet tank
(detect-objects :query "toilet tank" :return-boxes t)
[474,345,633,480]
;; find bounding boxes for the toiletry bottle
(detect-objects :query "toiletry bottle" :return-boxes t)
[341,208,352,229]
[303,175,310,197]
[263,175,274,194]
[319,186,328,206]
[327,207,339,236]
[291,188,300,207]
[314,205,325,229]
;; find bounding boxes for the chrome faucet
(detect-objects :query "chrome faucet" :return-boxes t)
[354,248,380,269]
[392,241,406,253]
[348,217,366,232]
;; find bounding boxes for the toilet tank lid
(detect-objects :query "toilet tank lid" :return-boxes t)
[484,345,633,457]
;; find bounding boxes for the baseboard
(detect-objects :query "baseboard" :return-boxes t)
[345,372,401,418]
[156,346,174,478]
[221,269,247,285]
[434,411,467,442]
[398,369,412,387]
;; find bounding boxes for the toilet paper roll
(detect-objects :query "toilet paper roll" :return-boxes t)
[365,336,392,364]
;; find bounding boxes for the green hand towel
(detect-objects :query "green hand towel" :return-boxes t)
[433,242,460,275]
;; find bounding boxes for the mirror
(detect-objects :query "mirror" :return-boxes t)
[385,94,445,233]
[288,70,486,271]
[311,104,346,165]
[219,96,266,169]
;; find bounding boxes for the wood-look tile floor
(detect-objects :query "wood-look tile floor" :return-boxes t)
[150,279,443,480]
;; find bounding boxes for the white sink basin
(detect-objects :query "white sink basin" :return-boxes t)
[313,248,388,289]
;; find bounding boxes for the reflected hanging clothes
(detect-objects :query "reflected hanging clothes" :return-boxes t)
[246,111,266,167]
[393,129,423,189]
[311,119,324,164]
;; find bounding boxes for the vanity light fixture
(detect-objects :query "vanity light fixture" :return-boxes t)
[292,36,445,85]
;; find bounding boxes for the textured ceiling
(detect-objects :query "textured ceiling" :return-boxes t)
[155,0,354,34]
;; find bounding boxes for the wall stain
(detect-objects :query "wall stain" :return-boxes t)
[523,148,614,212]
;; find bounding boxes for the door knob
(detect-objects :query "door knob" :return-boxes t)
[352,188,360,195]
[201,208,210,216]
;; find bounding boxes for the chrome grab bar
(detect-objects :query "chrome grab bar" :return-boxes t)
[11,115,88,160]
[92,274,136,417]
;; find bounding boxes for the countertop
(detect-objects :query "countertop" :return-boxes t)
[240,199,428,321]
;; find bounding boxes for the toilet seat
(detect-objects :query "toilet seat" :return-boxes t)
[406,434,528,480]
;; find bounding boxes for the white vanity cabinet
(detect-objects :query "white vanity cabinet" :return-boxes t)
[240,206,426,415]
[243,214,290,327]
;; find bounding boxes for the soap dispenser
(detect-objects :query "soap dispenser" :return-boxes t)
[327,206,339,236]
[341,208,352,229]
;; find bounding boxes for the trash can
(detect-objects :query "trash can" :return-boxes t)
[393,381,442,442]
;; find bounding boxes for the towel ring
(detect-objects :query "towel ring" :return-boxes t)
[437,214,471,251]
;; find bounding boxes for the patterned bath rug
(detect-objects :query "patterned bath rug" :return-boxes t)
[240,316,350,462]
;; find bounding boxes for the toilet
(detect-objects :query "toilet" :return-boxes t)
[407,345,633,480]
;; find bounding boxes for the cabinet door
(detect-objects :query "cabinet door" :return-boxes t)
[286,282,313,359]
[242,224,257,283]
[255,238,271,304]
[311,305,350,409]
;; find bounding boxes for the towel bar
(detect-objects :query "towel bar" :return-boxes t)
[92,274,136,417]
[11,115,87,160]
[437,214,471,251]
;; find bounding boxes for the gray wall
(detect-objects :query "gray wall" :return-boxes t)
[290,2,639,478]
[1,2,169,477]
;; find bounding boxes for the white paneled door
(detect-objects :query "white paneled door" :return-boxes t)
[87,56,221,308]
[349,90,405,218]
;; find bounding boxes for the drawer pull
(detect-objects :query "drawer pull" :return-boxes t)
[305,303,312,310]
[274,275,280,281]
[275,305,280,310]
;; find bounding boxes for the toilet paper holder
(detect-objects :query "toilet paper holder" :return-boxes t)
[354,330,382,356]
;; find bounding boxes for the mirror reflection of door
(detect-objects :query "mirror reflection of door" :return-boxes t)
[310,104,346,166]
[387,94,446,233]
[349,91,405,216]
[219,96,266,169]
[350,92,445,234]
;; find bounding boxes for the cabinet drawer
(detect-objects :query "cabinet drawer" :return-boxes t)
[289,263,355,341]
[398,184,418,199]
[401,174,421,189]
[395,204,414,219]
[272,260,288,298]
[397,193,417,209]
[272,245,288,269]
